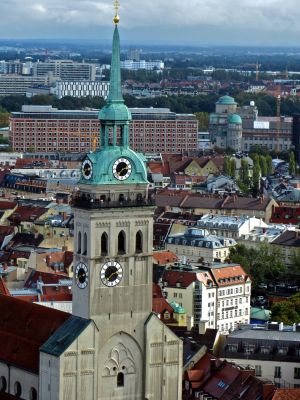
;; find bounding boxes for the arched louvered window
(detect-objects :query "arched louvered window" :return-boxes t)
[136,231,143,253]
[101,232,108,256]
[118,231,126,254]
[77,231,82,254]
[83,232,87,255]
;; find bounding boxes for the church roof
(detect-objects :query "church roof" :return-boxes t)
[0,295,69,373]
[40,315,91,357]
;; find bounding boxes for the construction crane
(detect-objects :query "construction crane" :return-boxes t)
[276,87,281,155]
[72,132,98,152]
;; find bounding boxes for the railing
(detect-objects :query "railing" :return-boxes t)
[73,197,155,209]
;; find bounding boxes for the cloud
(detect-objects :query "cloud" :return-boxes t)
[1,0,300,43]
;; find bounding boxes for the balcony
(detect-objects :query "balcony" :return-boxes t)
[73,196,155,210]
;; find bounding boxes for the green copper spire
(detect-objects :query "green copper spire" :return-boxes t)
[107,26,123,103]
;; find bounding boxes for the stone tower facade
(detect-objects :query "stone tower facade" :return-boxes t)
[70,11,182,400]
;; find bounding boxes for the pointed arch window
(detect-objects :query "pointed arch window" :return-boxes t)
[83,232,87,255]
[101,232,108,256]
[118,231,126,254]
[136,231,143,253]
[77,231,82,254]
[117,372,124,387]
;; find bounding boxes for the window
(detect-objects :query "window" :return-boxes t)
[274,366,281,378]
[82,232,87,255]
[14,382,22,398]
[117,372,124,387]
[294,368,300,379]
[101,232,108,256]
[30,387,38,400]
[0,376,7,392]
[255,365,262,377]
[135,231,143,253]
[118,230,126,254]
[77,231,81,254]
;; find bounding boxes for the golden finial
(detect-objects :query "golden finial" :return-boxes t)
[113,0,120,24]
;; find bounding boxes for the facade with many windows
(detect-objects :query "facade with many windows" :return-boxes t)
[221,323,300,388]
[10,106,198,154]
[161,263,251,331]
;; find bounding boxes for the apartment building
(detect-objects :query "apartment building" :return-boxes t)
[0,75,48,95]
[221,322,300,388]
[10,106,198,154]
[166,227,237,263]
[161,263,251,331]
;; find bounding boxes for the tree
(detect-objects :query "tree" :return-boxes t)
[266,155,273,175]
[271,292,300,325]
[259,155,268,177]
[289,151,296,176]
[240,158,249,184]
[194,112,209,131]
[229,158,236,178]
[223,156,231,176]
[252,160,261,196]
[227,243,285,287]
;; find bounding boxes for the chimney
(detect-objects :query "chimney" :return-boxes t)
[186,315,194,331]
[262,383,276,400]
[198,320,209,335]
[210,358,217,374]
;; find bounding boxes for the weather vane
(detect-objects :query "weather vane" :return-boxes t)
[113,0,120,25]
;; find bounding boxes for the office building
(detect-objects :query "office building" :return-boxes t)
[10,106,198,154]
[33,60,96,81]
[52,80,110,99]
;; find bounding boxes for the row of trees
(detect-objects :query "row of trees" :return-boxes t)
[2,91,300,117]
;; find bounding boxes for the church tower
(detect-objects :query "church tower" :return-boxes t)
[71,3,182,399]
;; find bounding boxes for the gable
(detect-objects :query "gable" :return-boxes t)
[185,160,202,176]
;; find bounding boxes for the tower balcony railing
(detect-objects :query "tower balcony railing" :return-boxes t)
[72,196,155,209]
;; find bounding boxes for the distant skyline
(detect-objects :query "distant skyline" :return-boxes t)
[2,0,300,46]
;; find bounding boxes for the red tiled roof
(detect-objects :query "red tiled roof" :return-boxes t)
[0,201,17,210]
[0,278,10,296]
[153,250,178,265]
[24,270,68,288]
[0,225,15,235]
[0,295,69,373]
[162,270,197,288]
[210,265,248,287]
[8,205,47,223]
[272,388,300,400]
[152,283,173,315]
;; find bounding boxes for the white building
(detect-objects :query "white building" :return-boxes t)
[197,215,268,239]
[121,59,164,71]
[0,152,22,167]
[166,227,237,263]
[162,263,251,331]
[221,322,300,388]
[53,80,110,99]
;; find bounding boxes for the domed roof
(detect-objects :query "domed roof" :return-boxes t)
[228,114,242,124]
[170,301,186,314]
[99,102,132,122]
[216,95,237,105]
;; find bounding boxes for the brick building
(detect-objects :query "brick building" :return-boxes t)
[9,106,198,154]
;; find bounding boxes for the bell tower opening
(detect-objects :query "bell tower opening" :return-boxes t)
[118,231,126,254]
[136,231,143,253]
[101,232,108,256]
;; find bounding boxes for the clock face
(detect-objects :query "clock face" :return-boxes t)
[75,262,88,289]
[100,261,123,287]
[82,159,93,180]
[112,158,132,181]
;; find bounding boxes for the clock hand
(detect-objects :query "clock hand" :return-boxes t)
[107,271,118,280]
[118,166,128,176]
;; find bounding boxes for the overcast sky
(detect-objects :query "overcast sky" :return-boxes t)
[2,0,300,46]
